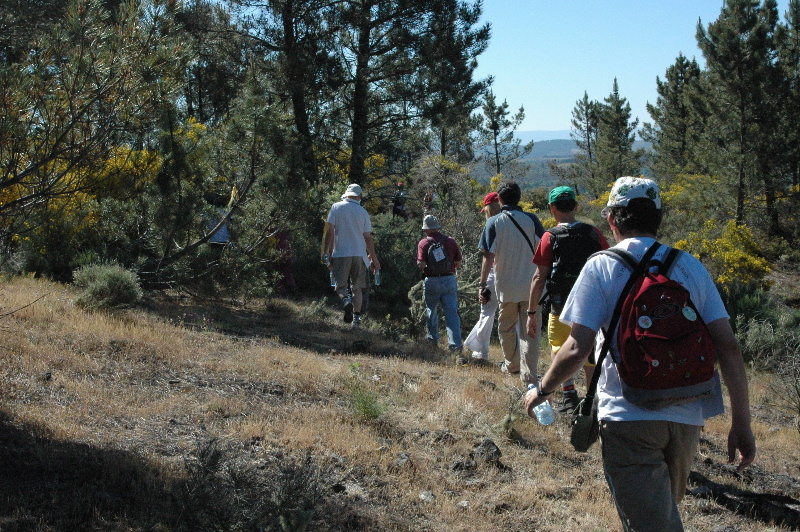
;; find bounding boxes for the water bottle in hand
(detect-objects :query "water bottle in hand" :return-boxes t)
[527,384,555,425]
[374,269,381,286]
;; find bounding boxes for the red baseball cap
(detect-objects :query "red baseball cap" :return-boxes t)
[481,192,499,212]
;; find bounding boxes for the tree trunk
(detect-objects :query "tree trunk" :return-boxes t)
[348,10,371,186]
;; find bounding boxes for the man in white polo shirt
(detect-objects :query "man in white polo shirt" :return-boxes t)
[323,184,380,329]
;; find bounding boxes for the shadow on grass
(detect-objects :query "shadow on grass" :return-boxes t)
[688,470,800,530]
[0,409,173,531]
[142,292,446,363]
[0,411,375,531]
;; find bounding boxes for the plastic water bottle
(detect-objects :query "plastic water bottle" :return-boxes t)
[323,254,335,286]
[527,384,555,425]
[374,269,381,286]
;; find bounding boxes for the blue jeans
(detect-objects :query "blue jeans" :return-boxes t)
[423,275,462,350]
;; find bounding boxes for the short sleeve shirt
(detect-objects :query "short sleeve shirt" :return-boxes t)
[532,222,609,267]
[417,233,462,275]
[560,237,729,425]
[326,198,372,260]
[479,205,544,303]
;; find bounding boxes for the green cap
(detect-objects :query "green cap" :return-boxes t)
[548,186,575,205]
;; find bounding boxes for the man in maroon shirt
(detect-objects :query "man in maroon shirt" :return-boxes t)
[417,215,463,353]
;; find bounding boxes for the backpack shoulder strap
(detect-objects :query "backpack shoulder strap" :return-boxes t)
[593,248,638,271]
[503,211,535,255]
[658,247,682,276]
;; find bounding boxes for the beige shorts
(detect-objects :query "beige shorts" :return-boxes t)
[331,256,367,290]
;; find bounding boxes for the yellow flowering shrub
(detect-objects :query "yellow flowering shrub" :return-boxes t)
[673,220,771,290]
[92,146,162,198]
[588,191,609,210]
[540,217,557,229]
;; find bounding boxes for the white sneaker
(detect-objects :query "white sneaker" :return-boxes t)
[471,351,488,360]
[351,315,361,329]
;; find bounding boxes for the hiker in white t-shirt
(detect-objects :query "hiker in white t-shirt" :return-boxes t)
[323,184,380,329]
[524,176,755,532]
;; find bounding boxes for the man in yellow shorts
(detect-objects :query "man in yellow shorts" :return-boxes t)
[526,186,608,413]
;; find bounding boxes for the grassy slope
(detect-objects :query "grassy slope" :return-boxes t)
[0,277,798,531]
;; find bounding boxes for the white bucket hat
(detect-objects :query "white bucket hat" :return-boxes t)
[422,215,441,230]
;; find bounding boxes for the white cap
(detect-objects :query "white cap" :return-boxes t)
[607,176,661,209]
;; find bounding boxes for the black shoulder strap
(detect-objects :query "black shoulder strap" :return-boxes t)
[503,212,535,255]
[659,247,681,276]
[582,242,662,408]
[595,248,638,271]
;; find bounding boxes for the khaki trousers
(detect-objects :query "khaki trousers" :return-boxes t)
[497,300,540,385]
[600,419,702,532]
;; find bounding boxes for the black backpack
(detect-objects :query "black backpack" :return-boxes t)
[425,235,452,276]
[545,223,602,313]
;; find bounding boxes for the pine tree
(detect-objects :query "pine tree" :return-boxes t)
[594,79,640,193]
[641,54,706,183]
[776,0,800,189]
[476,90,533,178]
[416,0,490,163]
[697,0,783,232]
[569,91,599,195]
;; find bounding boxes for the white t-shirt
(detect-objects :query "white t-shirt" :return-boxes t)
[560,237,729,425]
[326,198,372,262]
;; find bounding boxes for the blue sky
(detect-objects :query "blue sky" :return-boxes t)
[474,0,791,134]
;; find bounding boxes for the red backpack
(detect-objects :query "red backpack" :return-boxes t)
[601,244,716,409]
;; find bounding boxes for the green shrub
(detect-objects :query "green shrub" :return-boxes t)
[73,263,142,309]
[346,363,387,422]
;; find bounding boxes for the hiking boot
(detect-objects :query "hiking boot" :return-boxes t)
[351,314,361,330]
[470,351,489,361]
[342,297,353,323]
[499,361,520,375]
[559,390,581,414]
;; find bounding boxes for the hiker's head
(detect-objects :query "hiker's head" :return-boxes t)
[481,192,501,218]
[548,186,577,213]
[603,177,662,236]
[497,181,521,206]
[422,215,441,234]
[344,183,362,200]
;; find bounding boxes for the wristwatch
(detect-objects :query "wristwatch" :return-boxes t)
[537,388,554,397]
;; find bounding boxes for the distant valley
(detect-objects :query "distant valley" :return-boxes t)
[472,131,651,188]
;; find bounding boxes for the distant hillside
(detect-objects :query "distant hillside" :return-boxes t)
[515,130,571,143]
[526,139,579,160]
[472,135,652,189]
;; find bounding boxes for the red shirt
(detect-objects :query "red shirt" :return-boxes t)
[533,223,609,267]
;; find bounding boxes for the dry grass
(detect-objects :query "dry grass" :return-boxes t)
[0,276,798,531]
